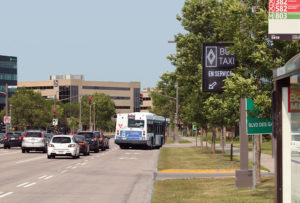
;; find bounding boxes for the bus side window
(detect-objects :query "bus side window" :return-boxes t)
[147,123,154,133]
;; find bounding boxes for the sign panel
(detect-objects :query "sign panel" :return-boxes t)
[52,118,58,126]
[246,98,272,135]
[3,116,11,124]
[202,43,237,92]
[53,80,58,87]
[268,0,300,40]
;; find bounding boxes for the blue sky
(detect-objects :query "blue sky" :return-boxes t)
[0,0,185,88]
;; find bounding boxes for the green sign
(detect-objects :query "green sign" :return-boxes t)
[192,125,197,131]
[246,98,272,135]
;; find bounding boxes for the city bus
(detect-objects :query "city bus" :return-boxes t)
[114,112,166,149]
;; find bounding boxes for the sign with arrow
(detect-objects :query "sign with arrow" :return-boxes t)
[202,43,237,92]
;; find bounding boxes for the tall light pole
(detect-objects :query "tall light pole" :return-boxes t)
[0,84,9,133]
[89,96,92,131]
[93,102,96,131]
[79,95,82,131]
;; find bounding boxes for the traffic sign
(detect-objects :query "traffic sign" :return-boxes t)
[246,98,272,135]
[52,118,58,126]
[202,43,237,92]
[3,116,11,124]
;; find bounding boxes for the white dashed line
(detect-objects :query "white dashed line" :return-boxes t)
[80,163,86,166]
[130,157,137,160]
[72,166,77,169]
[60,170,67,174]
[38,175,47,179]
[0,192,4,195]
[16,156,44,164]
[17,182,30,187]
[24,182,36,188]
[66,166,72,169]
[0,192,13,198]
[84,160,88,162]
[44,175,53,180]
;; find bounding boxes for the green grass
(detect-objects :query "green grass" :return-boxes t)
[158,147,270,172]
[158,147,240,171]
[151,177,274,203]
[165,137,192,144]
[235,141,273,155]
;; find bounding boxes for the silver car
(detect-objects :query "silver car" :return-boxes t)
[47,135,80,159]
[22,130,47,153]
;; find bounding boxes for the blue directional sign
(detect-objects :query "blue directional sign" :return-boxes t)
[202,43,237,92]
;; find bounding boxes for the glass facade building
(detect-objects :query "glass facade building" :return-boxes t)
[0,55,17,110]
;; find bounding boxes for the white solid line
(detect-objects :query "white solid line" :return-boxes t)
[0,192,4,195]
[0,192,13,198]
[24,182,36,188]
[17,182,30,187]
[44,175,53,180]
[38,175,47,179]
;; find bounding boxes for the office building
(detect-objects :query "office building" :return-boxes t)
[140,87,154,112]
[0,55,17,110]
[18,74,141,114]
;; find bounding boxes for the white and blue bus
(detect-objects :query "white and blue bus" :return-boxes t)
[114,112,166,149]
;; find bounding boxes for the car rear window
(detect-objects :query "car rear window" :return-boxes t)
[52,137,71,143]
[26,132,42,138]
[75,136,84,142]
[78,132,95,139]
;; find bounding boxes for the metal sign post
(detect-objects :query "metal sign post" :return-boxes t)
[252,135,256,191]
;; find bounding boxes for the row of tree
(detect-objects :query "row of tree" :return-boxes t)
[0,88,116,132]
[150,0,300,182]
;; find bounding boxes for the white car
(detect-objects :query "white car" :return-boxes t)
[47,135,80,159]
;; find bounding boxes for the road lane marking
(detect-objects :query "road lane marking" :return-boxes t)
[158,169,236,173]
[38,175,47,179]
[0,192,3,195]
[24,182,36,188]
[16,156,44,164]
[80,163,86,166]
[84,160,88,162]
[60,170,67,174]
[0,152,19,156]
[17,182,30,187]
[72,166,77,169]
[0,192,13,198]
[44,175,53,180]
[66,166,72,169]
[129,157,137,160]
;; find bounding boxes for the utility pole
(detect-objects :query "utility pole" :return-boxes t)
[174,82,179,144]
[93,102,96,131]
[79,95,82,131]
[5,84,8,133]
[89,104,92,131]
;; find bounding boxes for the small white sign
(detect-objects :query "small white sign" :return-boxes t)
[3,116,11,124]
[52,119,58,126]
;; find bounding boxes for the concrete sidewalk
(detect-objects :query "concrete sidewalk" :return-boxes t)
[178,136,274,173]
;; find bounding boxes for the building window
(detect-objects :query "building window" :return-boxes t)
[26,86,54,90]
[143,97,151,101]
[82,86,130,91]
[134,88,140,112]
[115,106,131,109]
[110,96,130,100]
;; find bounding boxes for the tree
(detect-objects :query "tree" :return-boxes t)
[81,93,116,131]
[0,88,52,130]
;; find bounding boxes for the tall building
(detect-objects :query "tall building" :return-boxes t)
[18,74,141,114]
[0,55,17,110]
[140,87,154,112]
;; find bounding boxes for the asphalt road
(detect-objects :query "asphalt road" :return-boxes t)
[0,139,159,203]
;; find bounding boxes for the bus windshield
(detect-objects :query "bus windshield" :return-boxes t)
[128,119,144,128]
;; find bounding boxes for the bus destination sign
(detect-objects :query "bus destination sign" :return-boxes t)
[268,0,300,40]
[202,43,237,92]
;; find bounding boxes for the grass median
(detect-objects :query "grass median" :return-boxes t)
[153,147,274,202]
[152,177,274,203]
[165,137,192,145]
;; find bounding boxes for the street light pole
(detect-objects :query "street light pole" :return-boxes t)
[5,84,8,133]
[174,82,179,144]
[79,95,82,131]
[89,103,92,131]
[93,102,96,131]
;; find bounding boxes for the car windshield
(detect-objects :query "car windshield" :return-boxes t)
[26,132,42,138]
[78,132,95,139]
[52,137,71,143]
[128,119,144,128]
[75,136,84,142]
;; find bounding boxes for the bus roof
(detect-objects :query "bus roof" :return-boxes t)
[117,112,165,121]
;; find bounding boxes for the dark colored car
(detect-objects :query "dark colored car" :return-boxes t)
[4,133,23,149]
[0,133,6,144]
[74,134,90,156]
[103,134,110,150]
[94,131,109,151]
[44,133,54,145]
[77,131,100,153]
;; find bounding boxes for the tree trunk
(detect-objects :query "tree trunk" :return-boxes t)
[195,128,198,147]
[211,126,216,153]
[255,135,261,183]
[205,128,208,149]
[200,128,203,151]
[221,126,225,154]
[230,128,234,161]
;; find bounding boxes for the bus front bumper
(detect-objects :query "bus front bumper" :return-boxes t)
[115,139,148,145]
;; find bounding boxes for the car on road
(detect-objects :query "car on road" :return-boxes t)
[94,131,108,151]
[103,134,110,150]
[77,131,100,153]
[74,134,90,156]
[4,133,23,149]
[21,130,47,153]
[0,133,5,144]
[47,135,80,159]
